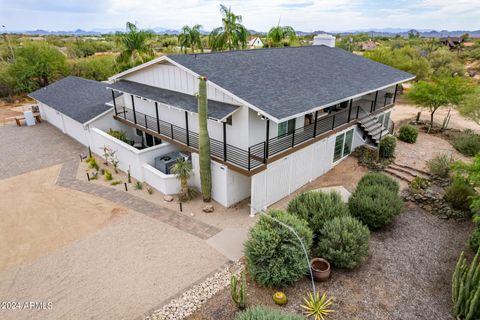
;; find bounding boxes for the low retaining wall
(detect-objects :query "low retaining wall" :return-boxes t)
[143,164,195,195]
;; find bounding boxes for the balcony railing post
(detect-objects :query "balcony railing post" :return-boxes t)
[111,90,117,116]
[155,102,160,134]
[170,124,174,139]
[223,122,227,161]
[373,90,378,112]
[347,99,353,122]
[263,142,267,164]
[356,105,360,119]
[248,147,251,170]
[265,119,270,160]
[123,107,126,120]
[393,84,399,104]
[313,111,318,137]
[144,114,148,129]
[331,115,336,130]
[131,95,137,124]
[185,111,190,146]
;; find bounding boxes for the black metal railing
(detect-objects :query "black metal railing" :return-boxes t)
[118,102,393,171]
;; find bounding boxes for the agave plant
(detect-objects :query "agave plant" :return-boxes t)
[301,292,334,320]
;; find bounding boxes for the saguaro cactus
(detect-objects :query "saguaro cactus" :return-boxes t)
[198,76,212,202]
[452,249,480,320]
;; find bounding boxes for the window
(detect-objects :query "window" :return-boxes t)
[333,129,354,162]
[278,119,296,136]
[136,129,143,136]
[383,111,390,128]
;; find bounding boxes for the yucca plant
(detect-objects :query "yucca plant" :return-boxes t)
[452,250,480,320]
[301,292,334,320]
[230,272,247,310]
[171,159,193,197]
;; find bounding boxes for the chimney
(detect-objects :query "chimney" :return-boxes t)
[313,34,336,48]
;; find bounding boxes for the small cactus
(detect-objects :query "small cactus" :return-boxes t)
[230,272,247,310]
[452,249,480,320]
[127,165,131,184]
[273,291,287,306]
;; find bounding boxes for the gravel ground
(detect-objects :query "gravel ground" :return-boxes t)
[188,203,474,320]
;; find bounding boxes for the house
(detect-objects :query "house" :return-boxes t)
[248,37,264,49]
[440,37,464,49]
[30,45,414,215]
[313,34,336,47]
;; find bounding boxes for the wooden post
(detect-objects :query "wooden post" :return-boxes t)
[393,84,399,104]
[185,111,190,146]
[313,111,318,137]
[111,90,117,116]
[131,95,137,124]
[155,102,160,133]
[223,122,227,161]
[347,99,353,122]
[265,119,270,161]
[373,91,378,112]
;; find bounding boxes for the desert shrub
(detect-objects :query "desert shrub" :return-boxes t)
[235,305,304,320]
[452,130,480,156]
[244,210,313,287]
[470,227,480,251]
[445,177,476,212]
[357,172,399,194]
[104,170,113,181]
[111,180,122,186]
[317,216,370,269]
[409,176,431,192]
[427,154,454,178]
[147,187,154,195]
[287,191,349,239]
[107,128,129,143]
[348,185,403,230]
[87,157,99,171]
[378,135,396,158]
[398,124,418,143]
[135,181,143,190]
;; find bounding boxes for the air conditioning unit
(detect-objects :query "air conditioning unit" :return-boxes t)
[154,151,183,174]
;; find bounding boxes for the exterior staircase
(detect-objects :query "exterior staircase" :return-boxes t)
[384,162,431,183]
[358,115,390,145]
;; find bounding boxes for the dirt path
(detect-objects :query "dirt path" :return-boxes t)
[391,102,480,132]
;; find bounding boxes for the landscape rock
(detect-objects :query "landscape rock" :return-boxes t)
[163,195,174,202]
[202,204,214,213]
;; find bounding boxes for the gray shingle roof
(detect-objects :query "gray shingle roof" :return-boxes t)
[107,80,239,121]
[168,45,414,120]
[29,76,114,124]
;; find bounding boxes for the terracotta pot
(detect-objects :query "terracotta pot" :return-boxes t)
[310,258,331,282]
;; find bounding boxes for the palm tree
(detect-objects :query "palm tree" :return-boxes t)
[171,159,193,196]
[115,22,155,65]
[208,5,249,51]
[178,24,203,53]
[267,24,296,47]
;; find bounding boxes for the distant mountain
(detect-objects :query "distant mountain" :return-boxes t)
[7,27,480,38]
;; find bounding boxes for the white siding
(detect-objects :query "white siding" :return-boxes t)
[250,125,366,215]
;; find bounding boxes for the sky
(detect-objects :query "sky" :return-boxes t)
[0,0,479,32]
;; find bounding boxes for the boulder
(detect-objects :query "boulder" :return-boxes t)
[202,204,214,213]
[164,195,174,202]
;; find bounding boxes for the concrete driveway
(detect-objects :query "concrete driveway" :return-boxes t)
[0,124,230,320]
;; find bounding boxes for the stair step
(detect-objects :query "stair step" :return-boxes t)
[391,162,431,177]
[371,130,390,143]
[360,118,376,127]
[383,168,415,183]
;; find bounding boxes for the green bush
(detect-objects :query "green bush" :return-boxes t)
[107,128,129,143]
[427,153,454,178]
[235,305,304,320]
[357,172,399,194]
[452,130,480,156]
[398,124,419,143]
[317,216,370,269]
[348,185,403,230]
[378,135,396,158]
[104,170,113,181]
[470,227,480,251]
[287,191,349,239]
[244,210,313,287]
[409,176,431,192]
[445,177,476,212]
[135,181,143,190]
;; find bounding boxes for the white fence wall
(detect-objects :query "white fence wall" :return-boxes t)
[143,164,194,195]
[250,125,366,215]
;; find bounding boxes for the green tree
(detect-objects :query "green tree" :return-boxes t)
[198,76,212,201]
[69,55,118,81]
[458,88,480,125]
[178,24,203,53]
[115,22,155,66]
[8,42,68,93]
[267,24,296,47]
[208,5,249,51]
[429,47,465,77]
[406,76,471,132]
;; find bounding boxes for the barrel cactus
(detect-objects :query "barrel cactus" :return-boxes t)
[273,292,287,305]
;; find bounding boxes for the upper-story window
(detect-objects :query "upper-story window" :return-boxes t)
[278,119,295,136]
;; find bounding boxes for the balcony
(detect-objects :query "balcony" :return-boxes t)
[113,91,396,174]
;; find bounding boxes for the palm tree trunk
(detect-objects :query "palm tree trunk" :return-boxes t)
[181,177,188,195]
[198,76,212,202]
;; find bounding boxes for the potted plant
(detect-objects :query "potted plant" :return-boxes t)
[310,258,330,282]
